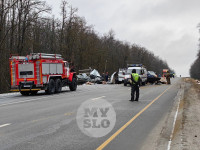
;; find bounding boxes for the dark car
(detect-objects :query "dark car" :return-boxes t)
[147,71,161,84]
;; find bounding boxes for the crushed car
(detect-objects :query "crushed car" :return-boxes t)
[77,68,104,84]
[77,73,91,84]
[89,69,104,84]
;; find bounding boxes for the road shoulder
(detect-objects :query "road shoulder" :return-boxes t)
[141,78,200,150]
[141,78,185,150]
[170,78,200,150]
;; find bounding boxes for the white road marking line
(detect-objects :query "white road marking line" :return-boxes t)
[0,90,79,107]
[0,95,55,107]
[167,97,181,150]
[0,123,11,128]
[0,93,105,107]
[0,89,100,107]
[92,96,105,100]
[0,93,18,96]
[0,85,120,106]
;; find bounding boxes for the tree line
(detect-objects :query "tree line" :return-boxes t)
[190,49,200,79]
[0,0,172,93]
[190,25,200,79]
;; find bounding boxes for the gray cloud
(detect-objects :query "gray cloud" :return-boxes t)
[47,0,200,77]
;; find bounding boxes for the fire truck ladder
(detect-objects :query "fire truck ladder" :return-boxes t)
[11,62,16,86]
[30,53,62,60]
[36,61,41,84]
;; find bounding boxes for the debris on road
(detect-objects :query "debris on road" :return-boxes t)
[196,80,200,84]
[85,82,94,85]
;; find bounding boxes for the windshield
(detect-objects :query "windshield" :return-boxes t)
[127,69,141,75]
[148,71,156,76]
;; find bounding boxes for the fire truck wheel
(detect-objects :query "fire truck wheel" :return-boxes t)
[46,79,56,94]
[20,91,30,96]
[69,78,77,91]
[55,79,62,93]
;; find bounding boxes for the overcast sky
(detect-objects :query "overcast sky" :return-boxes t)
[47,0,200,77]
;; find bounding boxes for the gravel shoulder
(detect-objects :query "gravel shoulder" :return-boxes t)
[141,78,200,150]
[171,78,200,150]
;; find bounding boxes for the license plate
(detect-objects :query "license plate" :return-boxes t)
[24,85,30,87]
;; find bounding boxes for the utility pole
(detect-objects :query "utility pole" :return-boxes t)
[104,60,107,74]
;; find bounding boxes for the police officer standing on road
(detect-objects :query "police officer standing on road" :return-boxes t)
[129,69,140,102]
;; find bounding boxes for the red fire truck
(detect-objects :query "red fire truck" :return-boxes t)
[160,69,169,84]
[162,69,169,77]
[9,53,77,95]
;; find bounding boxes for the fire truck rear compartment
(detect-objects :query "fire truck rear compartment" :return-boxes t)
[18,63,34,78]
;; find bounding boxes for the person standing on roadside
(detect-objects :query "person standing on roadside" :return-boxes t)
[105,72,109,82]
[129,69,140,102]
[166,71,171,84]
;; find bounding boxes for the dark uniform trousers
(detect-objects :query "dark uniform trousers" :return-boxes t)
[131,84,139,101]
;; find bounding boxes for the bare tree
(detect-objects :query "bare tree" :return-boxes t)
[0,0,173,93]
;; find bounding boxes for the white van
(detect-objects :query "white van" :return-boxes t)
[118,68,126,83]
[124,64,147,86]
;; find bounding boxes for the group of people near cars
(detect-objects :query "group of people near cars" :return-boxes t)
[101,72,109,82]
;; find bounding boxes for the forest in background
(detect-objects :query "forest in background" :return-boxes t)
[190,50,200,79]
[190,26,200,79]
[0,0,172,93]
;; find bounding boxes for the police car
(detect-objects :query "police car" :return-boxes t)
[124,64,147,86]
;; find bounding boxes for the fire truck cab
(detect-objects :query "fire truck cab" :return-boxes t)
[9,53,77,95]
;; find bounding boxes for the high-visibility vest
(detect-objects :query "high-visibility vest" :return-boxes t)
[132,73,139,84]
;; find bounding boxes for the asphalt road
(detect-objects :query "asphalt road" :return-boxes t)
[0,78,181,150]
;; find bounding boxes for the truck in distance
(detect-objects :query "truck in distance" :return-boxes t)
[9,53,77,95]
